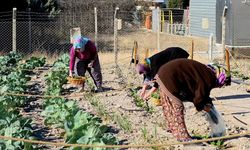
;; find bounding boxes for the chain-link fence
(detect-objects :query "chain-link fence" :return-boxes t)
[0,8,116,55]
[2,6,247,63]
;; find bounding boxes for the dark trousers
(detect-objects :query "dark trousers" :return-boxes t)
[76,56,102,88]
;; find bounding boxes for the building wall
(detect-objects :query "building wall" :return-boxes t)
[189,0,217,39]
[228,0,250,46]
[191,0,250,47]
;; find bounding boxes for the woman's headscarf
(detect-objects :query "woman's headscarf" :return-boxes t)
[73,36,89,52]
[136,58,150,74]
[207,63,231,87]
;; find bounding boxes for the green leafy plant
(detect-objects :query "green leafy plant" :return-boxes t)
[151,90,160,99]
[0,113,36,150]
[193,134,226,149]
[41,99,79,127]
[64,110,118,150]
[112,114,132,132]
[129,88,154,113]
[19,56,46,74]
[140,126,159,150]
[41,55,119,149]
[0,52,23,75]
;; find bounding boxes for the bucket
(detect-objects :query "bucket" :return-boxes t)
[206,106,227,137]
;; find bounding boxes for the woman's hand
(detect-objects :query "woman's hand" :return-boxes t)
[139,84,148,98]
[139,89,146,98]
[69,70,73,77]
[143,86,158,101]
[88,60,94,68]
[203,103,212,112]
[142,92,150,101]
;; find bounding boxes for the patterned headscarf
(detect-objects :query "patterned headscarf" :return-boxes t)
[207,63,231,87]
[136,59,150,74]
[73,36,89,52]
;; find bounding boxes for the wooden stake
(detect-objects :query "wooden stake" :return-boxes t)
[190,40,194,60]
[225,48,230,72]
[145,48,149,59]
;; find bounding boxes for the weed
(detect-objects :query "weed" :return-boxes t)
[140,126,160,150]
[193,134,226,149]
[129,88,155,113]
[112,113,132,132]
[85,93,133,132]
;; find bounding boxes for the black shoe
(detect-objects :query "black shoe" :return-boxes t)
[95,87,103,93]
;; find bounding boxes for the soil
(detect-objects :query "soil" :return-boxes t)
[21,50,250,150]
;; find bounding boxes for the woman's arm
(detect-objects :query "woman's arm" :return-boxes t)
[87,41,98,67]
[69,47,75,76]
[143,86,158,100]
[140,84,148,98]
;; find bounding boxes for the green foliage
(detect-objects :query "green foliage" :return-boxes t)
[29,0,61,15]
[42,55,118,149]
[0,68,31,108]
[231,70,250,81]
[45,69,67,96]
[193,134,225,149]
[64,110,118,150]
[112,114,132,132]
[151,90,160,99]
[0,52,23,75]
[44,54,69,96]
[140,126,159,150]
[0,113,36,150]
[129,88,154,113]
[41,99,79,127]
[168,0,180,8]
[19,57,46,70]
[53,53,69,69]
[0,53,47,149]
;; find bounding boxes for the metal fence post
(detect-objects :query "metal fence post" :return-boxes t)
[12,8,17,52]
[157,7,160,51]
[222,6,228,62]
[114,7,119,66]
[28,7,32,52]
[94,7,98,49]
[209,33,214,61]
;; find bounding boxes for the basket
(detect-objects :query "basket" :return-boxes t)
[67,76,85,85]
[150,97,161,106]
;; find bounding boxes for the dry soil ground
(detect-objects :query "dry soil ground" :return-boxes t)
[25,46,250,150]
[84,51,250,150]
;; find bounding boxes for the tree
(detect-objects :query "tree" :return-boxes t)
[168,0,189,9]
[29,0,60,15]
[0,0,60,15]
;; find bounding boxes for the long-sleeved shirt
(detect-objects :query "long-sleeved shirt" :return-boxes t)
[144,47,189,88]
[156,58,217,111]
[69,40,97,71]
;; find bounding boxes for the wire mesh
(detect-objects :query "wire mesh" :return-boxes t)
[0,7,249,62]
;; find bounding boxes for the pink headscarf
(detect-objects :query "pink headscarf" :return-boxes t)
[207,63,231,87]
[136,63,150,74]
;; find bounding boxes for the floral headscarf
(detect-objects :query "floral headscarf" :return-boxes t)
[207,63,231,87]
[73,36,89,52]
